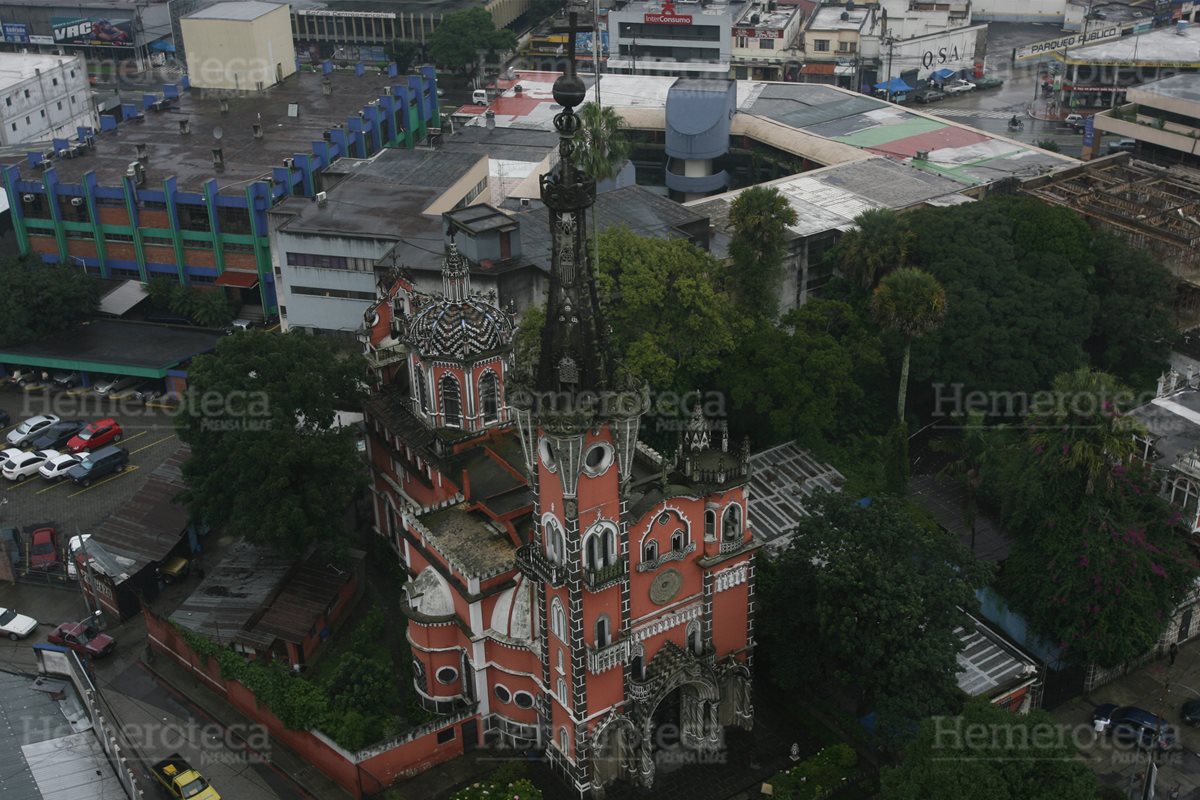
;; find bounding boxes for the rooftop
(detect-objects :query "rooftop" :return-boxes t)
[746,441,844,550]
[0,54,80,89]
[617,1,737,18]
[0,68,409,193]
[184,0,286,21]
[955,611,1040,699]
[1065,24,1200,64]
[0,319,221,377]
[1133,73,1200,106]
[809,5,870,30]
[736,3,800,29]
[1131,385,1200,468]
[418,503,518,579]
[908,473,1013,563]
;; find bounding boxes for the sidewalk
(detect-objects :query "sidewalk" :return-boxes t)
[142,652,352,800]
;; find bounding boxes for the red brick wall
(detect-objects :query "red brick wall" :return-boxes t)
[142,245,176,265]
[97,207,130,227]
[66,240,98,259]
[140,209,170,229]
[29,234,57,255]
[106,241,138,261]
[183,248,216,268]
[224,251,258,270]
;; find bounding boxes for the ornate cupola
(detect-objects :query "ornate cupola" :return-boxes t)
[405,243,515,432]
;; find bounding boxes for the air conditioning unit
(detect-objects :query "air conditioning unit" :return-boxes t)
[282,157,294,169]
[316,190,327,205]
[70,197,84,207]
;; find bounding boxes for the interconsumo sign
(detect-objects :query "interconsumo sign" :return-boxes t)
[645,0,692,24]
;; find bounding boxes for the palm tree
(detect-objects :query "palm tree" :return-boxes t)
[837,209,915,291]
[728,186,797,318]
[871,267,948,423]
[577,102,631,183]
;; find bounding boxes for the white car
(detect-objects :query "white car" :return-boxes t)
[3,450,51,481]
[944,79,976,94]
[0,607,37,640]
[93,375,140,395]
[6,414,60,447]
[39,450,80,481]
[67,534,92,580]
[0,447,22,469]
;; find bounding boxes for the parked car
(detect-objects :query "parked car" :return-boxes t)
[159,556,191,584]
[0,448,22,469]
[1064,113,1089,132]
[66,445,130,486]
[944,79,976,94]
[1182,699,1200,727]
[39,451,81,481]
[48,622,115,658]
[2,450,51,482]
[6,414,60,447]
[51,371,81,388]
[973,76,1004,90]
[230,318,255,333]
[27,420,87,451]
[92,375,140,396]
[29,528,58,570]
[5,368,36,386]
[0,607,37,640]
[66,418,123,453]
[1093,704,1176,750]
[66,533,92,580]
[913,88,945,104]
[1108,138,1138,154]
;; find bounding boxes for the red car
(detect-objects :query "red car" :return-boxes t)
[29,528,59,570]
[48,622,115,658]
[66,418,123,453]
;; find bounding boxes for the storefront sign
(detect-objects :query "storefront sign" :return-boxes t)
[1083,115,1096,148]
[1013,25,1124,60]
[29,34,54,45]
[3,23,29,43]
[52,16,134,48]
[733,28,783,39]
[922,45,962,68]
[645,13,693,24]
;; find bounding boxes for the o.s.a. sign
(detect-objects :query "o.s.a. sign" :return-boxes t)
[922,45,961,68]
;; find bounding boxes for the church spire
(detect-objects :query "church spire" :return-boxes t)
[535,12,612,397]
[441,241,470,303]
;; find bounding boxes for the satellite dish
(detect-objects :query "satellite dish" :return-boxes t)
[212,126,224,140]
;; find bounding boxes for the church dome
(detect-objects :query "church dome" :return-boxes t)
[489,574,534,643]
[407,244,514,360]
[406,567,455,617]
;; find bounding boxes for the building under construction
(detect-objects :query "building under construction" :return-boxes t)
[1023,155,1200,327]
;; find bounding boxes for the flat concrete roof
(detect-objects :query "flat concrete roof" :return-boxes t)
[0,68,402,194]
[1133,73,1200,106]
[0,54,79,90]
[0,319,221,377]
[1066,24,1200,64]
[185,0,285,21]
[809,6,869,29]
[736,4,799,29]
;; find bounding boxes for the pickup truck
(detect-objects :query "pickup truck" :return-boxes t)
[151,754,220,799]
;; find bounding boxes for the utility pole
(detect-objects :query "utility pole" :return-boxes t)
[885,36,895,101]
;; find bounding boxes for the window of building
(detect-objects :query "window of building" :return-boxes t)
[416,367,430,413]
[70,69,75,78]
[23,89,29,98]
[630,654,644,680]
[4,97,10,107]
[480,370,499,425]
[671,528,686,552]
[813,39,831,52]
[24,116,29,124]
[39,109,44,118]
[723,504,742,542]
[9,123,15,132]
[643,540,658,564]
[436,666,459,685]
[70,95,75,104]
[704,509,716,539]
[546,518,566,565]
[290,286,377,301]
[761,38,774,50]
[559,726,569,754]
[687,620,702,655]
[736,36,748,48]
[557,678,568,706]
[557,648,564,673]
[440,374,462,427]
[494,684,511,704]
[551,597,566,641]
[838,41,856,53]
[514,691,534,709]
[595,615,611,648]
[56,101,62,110]
[436,727,455,744]
[412,659,426,689]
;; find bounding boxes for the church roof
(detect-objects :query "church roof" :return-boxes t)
[407,244,515,361]
[489,574,535,642]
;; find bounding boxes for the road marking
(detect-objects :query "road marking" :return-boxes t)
[6,476,42,492]
[36,478,71,494]
[115,431,148,446]
[129,434,175,455]
[67,464,140,497]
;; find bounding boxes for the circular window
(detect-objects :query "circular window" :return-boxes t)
[494,684,512,704]
[583,442,614,476]
[412,659,425,679]
[539,438,557,472]
[436,666,459,685]
[514,691,535,709]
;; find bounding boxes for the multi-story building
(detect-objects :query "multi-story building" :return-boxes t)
[607,0,733,76]
[362,62,757,797]
[1092,73,1200,164]
[0,53,95,146]
[729,2,804,81]
[1059,22,1200,111]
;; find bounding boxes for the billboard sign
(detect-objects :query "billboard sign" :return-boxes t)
[1013,24,1124,60]
[645,13,693,24]
[1083,115,1095,148]
[52,16,134,48]
[29,34,54,46]
[3,23,28,44]
[575,31,610,55]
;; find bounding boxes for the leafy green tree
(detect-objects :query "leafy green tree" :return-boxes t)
[719,300,885,448]
[577,102,630,183]
[146,276,178,310]
[1036,138,1062,153]
[1086,230,1173,389]
[190,289,234,328]
[596,228,735,392]
[871,267,947,422]
[512,305,545,383]
[835,208,914,292]
[322,653,398,712]
[385,40,420,74]
[177,332,368,554]
[881,699,1099,800]
[428,8,516,78]
[758,493,989,731]
[931,411,989,556]
[168,282,196,319]
[727,186,798,319]
[0,257,99,346]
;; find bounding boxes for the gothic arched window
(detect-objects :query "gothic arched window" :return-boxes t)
[722,504,742,542]
[480,370,500,425]
[551,597,567,641]
[440,374,462,427]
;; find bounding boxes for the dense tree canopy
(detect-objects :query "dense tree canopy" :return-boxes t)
[759,493,989,731]
[881,699,1099,800]
[872,267,946,422]
[428,8,516,77]
[835,208,913,292]
[0,257,99,346]
[177,332,368,554]
[727,186,797,319]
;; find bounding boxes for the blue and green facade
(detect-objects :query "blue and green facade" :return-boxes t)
[2,64,440,314]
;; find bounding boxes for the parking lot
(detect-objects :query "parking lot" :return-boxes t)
[0,384,184,548]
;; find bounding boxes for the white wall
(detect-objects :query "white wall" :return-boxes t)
[276,230,392,335]
[886,25,985,83]
[972,0,1066,23]
[0,55,96,146]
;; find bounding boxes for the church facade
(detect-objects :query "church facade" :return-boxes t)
[361,44,757,796]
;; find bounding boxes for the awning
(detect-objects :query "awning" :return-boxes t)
[930,68,956,81]
[150,39,176,53]
[875,77,914,93]
[214,270,259,288]
[98,279,148,316]
[800,63,836,75]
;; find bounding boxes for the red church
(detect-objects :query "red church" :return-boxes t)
[361,57,757,797]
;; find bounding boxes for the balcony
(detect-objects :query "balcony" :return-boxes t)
[720,536,744,555]
[515,543,565,588]
[584,559,627,592]
[1094,109,1200,159]
[587,637,631,674]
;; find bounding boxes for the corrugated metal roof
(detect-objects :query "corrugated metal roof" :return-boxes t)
[97,280,148,317]
[955,612,1039,698]
[747,441,844,550]
[249,559,353,644]
[24,732,126,800]
[90,446,191,577]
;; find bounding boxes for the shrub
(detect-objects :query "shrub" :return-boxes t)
[451,778,542,800]
[766,744,859,800]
